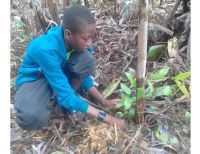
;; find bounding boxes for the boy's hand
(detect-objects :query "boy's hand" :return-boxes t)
[86,105,127,129]
[88,87,122,109]
[101,99,121,109]
[112,117,127,129]
[105,115,127,129]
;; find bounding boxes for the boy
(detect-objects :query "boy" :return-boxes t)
[14,5,126,130]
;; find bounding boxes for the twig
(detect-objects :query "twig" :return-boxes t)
[78,95,100,108]
[175,128,190,152]
[144,111,170,120]
[41,143,48,154]
[149,23,174,36]
[145,100,166,106]
[186,33,191,62]
[122,124,143,154]
[61,131,82,146]
[158,105,172,114]
[53,123,64,145]
[165,0,182,24]
[121,50,132,57]
[175,95,189,103]
[104,61,118,67]
[78,94,110,113]
[177,12,190,21]
[114,124,118,144]
[120,131,135,141]
[51,135,57,145]
[44,20,58,33]
[46,134,56,146]
[122,56,133,73]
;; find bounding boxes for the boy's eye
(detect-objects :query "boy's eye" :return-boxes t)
[82,37,91,42]
[82,35,94,41]
[82,37,89,41]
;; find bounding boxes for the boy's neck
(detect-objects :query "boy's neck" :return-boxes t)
[64,39,74,52]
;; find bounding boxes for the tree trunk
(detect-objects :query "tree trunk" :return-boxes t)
[46,0,61,24]
[114,0,118,13]
[84,0,89,7]
[63,0,70,7]
[35,10,48,32]
[165,0,182,25]
[77,0,81,4]
[135,0,148,124]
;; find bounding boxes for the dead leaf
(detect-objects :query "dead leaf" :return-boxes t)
[102,78,121,98]
[168,37,179,59]
[96,18,104,25]
[139,140,149,150]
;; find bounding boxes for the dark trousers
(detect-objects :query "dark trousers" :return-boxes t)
[14,78,53,130]
[14,69,83,130]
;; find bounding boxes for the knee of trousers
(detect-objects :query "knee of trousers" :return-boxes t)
[15,109,51,130]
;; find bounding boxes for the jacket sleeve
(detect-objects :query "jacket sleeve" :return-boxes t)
[80,76,94,92]
[31,49,89,113]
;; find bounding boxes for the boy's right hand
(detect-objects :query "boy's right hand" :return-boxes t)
[86,105,127,129]
[105,115,127,129]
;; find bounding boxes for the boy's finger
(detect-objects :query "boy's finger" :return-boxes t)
[111,99,122,103]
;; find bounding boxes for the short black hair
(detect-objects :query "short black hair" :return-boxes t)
[63,5,95,34]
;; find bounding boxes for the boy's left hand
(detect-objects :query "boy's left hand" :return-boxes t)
[101,99,121,109]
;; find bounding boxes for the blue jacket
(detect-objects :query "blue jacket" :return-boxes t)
[16,26,94,113]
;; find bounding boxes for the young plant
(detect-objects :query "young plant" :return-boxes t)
[115,69,136,120]
[115,67,190,121]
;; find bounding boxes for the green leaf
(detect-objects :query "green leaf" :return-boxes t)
[124,96,133,110]
[145,80,155,99]
[173,72,191,81]
[132,97,136,105]
[136,87,144,101]
[128,108,136,120]
[115,101,124,108]
[158,132,169,143]
[170,136,179,144]
[185,111,190,119]
[155,85,176,97]
[120,83,131,95]
[174,80,189,97]
[149,67,170,80]
[150,105,157,111]
[102,78,121,98]
[19,39,26,43]
[121,92,127,100]
[128,68,136,75]
[147,45,166,60]
[125,72,136,88]
[148,80,154,94]
[115,111,124,118]
[153,127,160,139]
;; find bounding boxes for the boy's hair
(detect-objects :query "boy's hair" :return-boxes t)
[63,5,95,34]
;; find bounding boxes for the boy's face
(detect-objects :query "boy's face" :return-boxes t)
[64,23,96,52]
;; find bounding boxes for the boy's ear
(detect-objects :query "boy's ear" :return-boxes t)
[64,29,72,40]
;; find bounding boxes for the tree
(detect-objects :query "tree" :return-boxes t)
[135,0,149,124]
